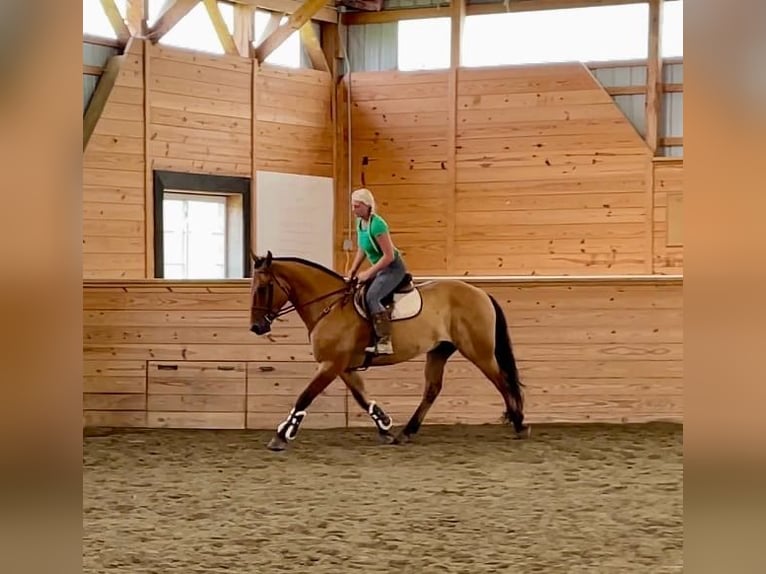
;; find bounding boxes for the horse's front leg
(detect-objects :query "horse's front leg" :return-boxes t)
[340,371,395,444]
[266,361,338,451]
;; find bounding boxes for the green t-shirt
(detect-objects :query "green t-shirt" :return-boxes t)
[357,214,399,265]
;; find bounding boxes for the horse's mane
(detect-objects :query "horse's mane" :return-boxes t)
[271,256,345,282]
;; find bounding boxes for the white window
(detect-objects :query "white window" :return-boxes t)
[254,9,302,68]
[661,0,683,57]
[462,3,650,67]
[398,18,451,71]
[163,194,229,279]
[157,1,235,55]
[155,171,249,279]
[83,0,127,38]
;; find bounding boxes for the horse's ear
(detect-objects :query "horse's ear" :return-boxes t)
[265,250,272,267]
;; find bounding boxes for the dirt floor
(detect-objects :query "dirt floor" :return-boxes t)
[83,423,682,573]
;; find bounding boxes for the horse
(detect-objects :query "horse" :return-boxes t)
[248,251,530,451]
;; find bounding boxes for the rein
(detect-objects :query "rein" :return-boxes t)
[255,274,356,327]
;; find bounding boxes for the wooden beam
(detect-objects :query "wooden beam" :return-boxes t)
[605,83,681,96]
[446,0,465,274]
[83,34,124,48]
[126,0,147,36]
[259,12,282,42]
[100,0,131,43]
[203,0,240,55]
[146,0,199,43]
[342,0,644,25]
[83,53,126,149]
[83,65,104,76]
[645,0,663,153]
[660,136,683,147]
[254,0,329,63]
[299,23,329,71]
[230,0,337,23]
[233,4,255,57]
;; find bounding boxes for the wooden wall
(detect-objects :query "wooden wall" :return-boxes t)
[83,39,146,278]
[652,158,683,274]
[82,47,683,430]
[82,39,334,279]
[255,68,334,178]
[339,63,684,276]
[83,277,682,429]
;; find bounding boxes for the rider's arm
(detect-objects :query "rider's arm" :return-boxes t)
[364,232,395,278]
[348,248,366,278]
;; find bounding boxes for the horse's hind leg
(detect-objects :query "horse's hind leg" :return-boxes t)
[457,343,528,437]
[339,371,395,443]
[396,342,456,443]
[267,361,338,451]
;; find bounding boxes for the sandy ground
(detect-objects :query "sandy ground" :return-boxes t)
[83,423,682,573]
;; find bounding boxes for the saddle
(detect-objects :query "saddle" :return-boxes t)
[353,273,423,321]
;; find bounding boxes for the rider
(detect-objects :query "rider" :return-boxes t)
[347,187,409,355]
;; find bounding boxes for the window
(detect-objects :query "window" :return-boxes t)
[254,9,302,68]
[83,0,127,38]
[462,3,649,67]
[661,0,683,57]
[153,171,251,279]
[398,18,451,71]
[157,1,235,55]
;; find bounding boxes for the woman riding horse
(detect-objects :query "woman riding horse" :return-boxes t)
[347,188,409,355]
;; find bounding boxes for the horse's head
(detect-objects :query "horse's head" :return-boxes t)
[249,251,290,335]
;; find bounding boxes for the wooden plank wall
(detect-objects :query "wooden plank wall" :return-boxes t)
[342,71,451,273]
[82,39,334,279]
[83,39,146,279]
[652,158,683,274]
[455,65,651,275]
[339,64,679,276]
[83,278,682,429]
[147,44,253,177]
[255,68,334,178]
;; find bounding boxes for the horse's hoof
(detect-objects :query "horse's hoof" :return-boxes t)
[392,433,410,445]
[266,436,288,451]
[515,425,532,440]
[378,432,396,445]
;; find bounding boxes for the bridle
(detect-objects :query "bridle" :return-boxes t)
[252,271,356,329]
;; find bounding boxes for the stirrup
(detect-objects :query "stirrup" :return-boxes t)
[366,340,393,355]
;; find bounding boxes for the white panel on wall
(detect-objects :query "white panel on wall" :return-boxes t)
[255,171,335,269]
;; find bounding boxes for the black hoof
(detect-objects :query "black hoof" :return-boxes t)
[378,431,396,445]
[392,433,412,445]
[267,435,288,451]
[514,425,532,440]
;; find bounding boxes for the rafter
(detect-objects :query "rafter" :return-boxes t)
[99,0,131,43]
[230,0,337,23]
[125,0,147,36]
[84,53,126,149]
[146,0,200,43]
[299,23,329,72]
[254,0,329,63]
[233,4,255,57]
[203,0,239,55]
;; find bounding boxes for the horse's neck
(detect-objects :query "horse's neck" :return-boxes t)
[277,262,344,329]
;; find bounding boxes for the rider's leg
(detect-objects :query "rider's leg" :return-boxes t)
[364,258,406,354]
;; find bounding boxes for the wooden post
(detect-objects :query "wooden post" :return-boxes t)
[645,0,663,154]
[446,0,465,273]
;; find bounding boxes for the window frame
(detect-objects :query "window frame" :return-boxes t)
[152,170,252,279]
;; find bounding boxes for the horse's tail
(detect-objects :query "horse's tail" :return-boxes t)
[488,294,525,415]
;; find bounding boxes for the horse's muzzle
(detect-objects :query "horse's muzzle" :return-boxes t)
[250,321,271,335]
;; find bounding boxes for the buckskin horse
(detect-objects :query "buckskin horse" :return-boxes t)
[249,251,530,451]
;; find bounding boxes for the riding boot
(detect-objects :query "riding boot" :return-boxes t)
[365,311,394,355]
